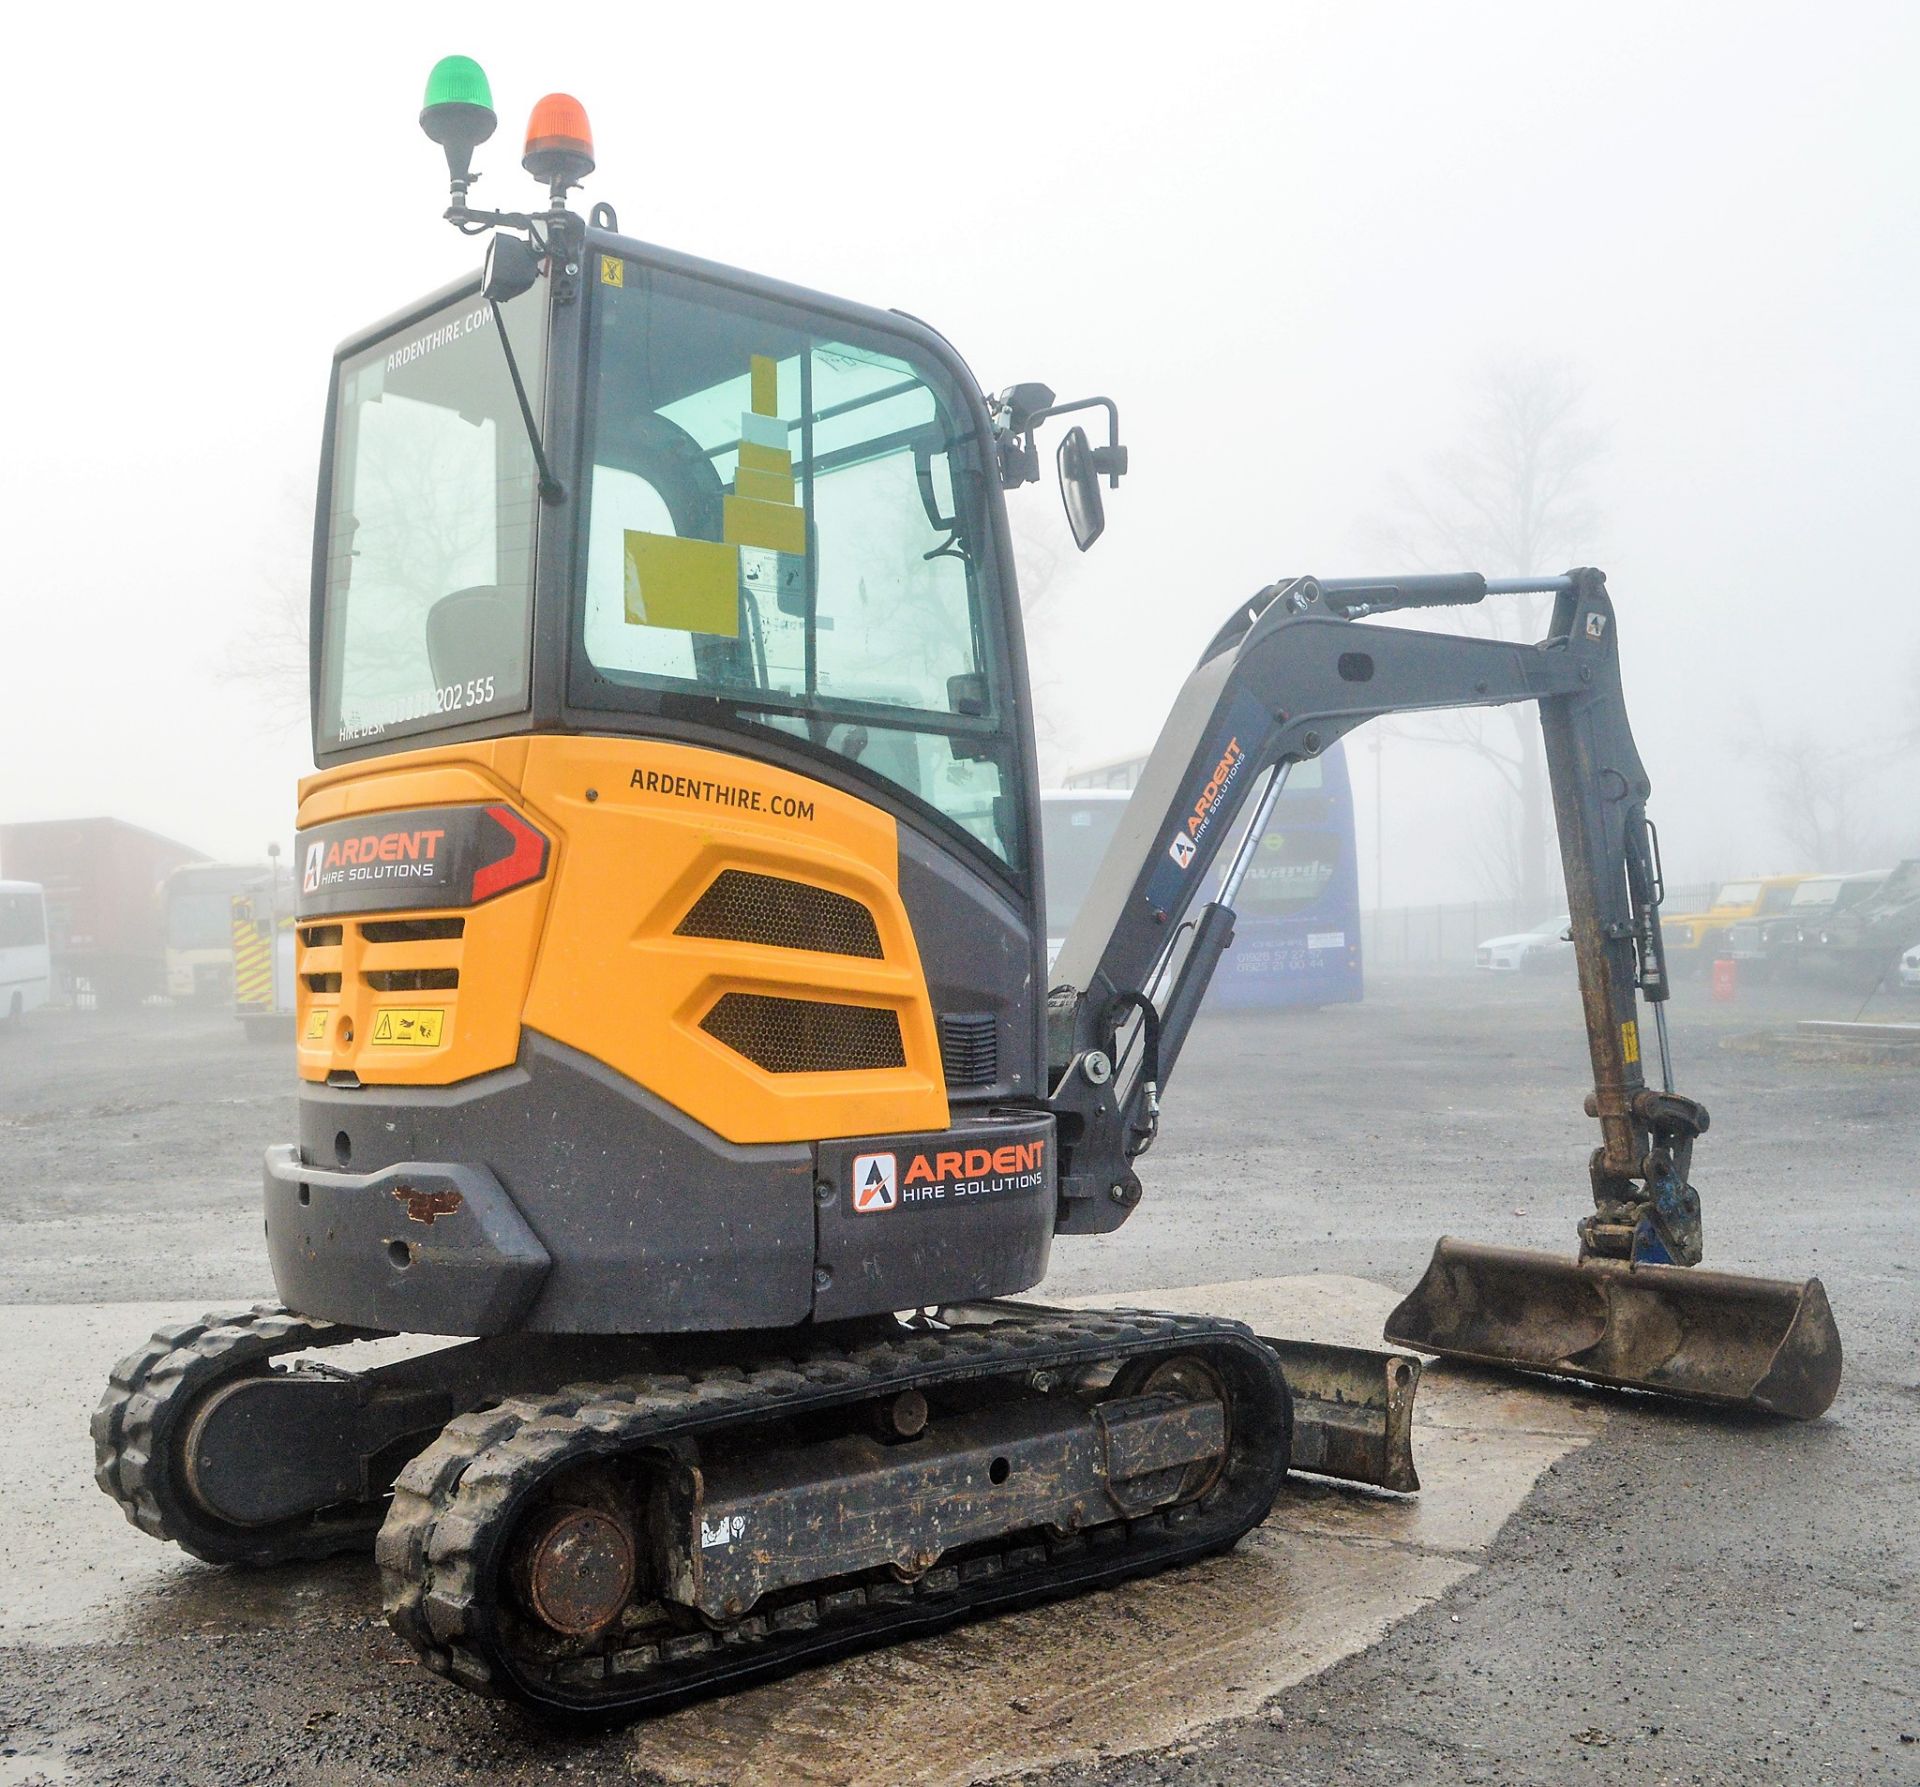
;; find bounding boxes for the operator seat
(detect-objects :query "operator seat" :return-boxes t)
[593,409,765,688]
[425,585,528,695]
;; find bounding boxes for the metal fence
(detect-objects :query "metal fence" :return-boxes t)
[1362,902,1535,969]
[1361,885,1717,970]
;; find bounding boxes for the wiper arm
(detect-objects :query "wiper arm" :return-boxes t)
[488,298,563,505]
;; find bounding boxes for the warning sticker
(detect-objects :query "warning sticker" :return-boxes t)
[600,255,625,287]
[303,1009,331,1042]
[851,1152,899,1213]
[1622,1020,1640,1065]
[371,1008,446,1048]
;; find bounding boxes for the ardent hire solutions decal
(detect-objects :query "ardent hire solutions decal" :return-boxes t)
[296,806,549,918]
[1141,690,1273,917]
[849,1139,1048,1213]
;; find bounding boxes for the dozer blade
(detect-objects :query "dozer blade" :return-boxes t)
[1260,1338,1421,1492]
[1383,1238,1842,1421]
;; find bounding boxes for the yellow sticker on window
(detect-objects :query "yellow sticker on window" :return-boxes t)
[735,466,795,505]
[749,352,778,415]
[303,1008,331,1041]
[624,531,741,637]
[371,1008,446,1048]
[737,441,791,477]
[723,494,807,556]
[1621,1020,1640,1065]
[599,255,624,287]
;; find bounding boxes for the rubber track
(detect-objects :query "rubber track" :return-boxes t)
[92,1301,389,1566]
[379,1305,1289,1717]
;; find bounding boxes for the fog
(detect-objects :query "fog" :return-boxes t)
[3,2,1915,905]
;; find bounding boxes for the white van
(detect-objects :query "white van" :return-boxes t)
[0,881,52,1024]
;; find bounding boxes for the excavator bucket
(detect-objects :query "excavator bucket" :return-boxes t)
[1384,1239,1842,1421]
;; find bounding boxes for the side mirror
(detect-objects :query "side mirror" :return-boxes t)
[483,232,542,303]
[1057,426,1106,551]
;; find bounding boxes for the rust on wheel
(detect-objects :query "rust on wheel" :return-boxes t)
[512,1502,637,1639]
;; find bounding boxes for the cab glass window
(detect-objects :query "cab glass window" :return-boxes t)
[317,287,547,751]
[579,262,1019,867]
[0,891,45,949]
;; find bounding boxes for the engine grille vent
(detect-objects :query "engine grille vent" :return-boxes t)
[701,993,905,1074]
[361,917,466,943]
[364,968,459,992]
[938,1012,999,1088]
[675,870,883,959]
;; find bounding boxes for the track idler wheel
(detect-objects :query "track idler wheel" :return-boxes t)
[1107,1353,1231,1511]
[512,1501,640,1640]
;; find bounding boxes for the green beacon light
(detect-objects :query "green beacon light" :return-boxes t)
[420,55,497,202]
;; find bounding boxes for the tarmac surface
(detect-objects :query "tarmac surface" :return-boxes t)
[0,968,1914,1785]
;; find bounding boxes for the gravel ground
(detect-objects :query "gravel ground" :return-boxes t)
[0,969,1914,1785]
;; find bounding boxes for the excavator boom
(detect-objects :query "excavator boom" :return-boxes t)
[1045,569,1840,1417]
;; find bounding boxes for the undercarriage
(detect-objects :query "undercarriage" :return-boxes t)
[95,1301,1369,1715]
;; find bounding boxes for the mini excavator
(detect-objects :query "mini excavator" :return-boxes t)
[95,61,1842,1718]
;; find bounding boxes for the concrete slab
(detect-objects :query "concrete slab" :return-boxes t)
[0,1301,405,1643]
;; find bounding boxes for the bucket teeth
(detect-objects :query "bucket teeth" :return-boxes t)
[1384,1238,1842,1421]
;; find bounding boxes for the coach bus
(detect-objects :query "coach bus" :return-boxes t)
[1039,789,1131,973]
[0,881,51,1025]
[1052,741,1362,1008]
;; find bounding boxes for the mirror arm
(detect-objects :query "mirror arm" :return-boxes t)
[1024,395,1128,487]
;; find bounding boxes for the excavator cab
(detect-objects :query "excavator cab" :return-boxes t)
[318,244,1035,853]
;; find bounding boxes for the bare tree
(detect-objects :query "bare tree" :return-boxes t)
[1363,357,1606,911]
[1006,502,1084,769]
[1754,723,1889,870]
[217,478,312,731]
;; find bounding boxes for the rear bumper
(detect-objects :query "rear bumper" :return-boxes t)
[264,1030,1053,1339]
[264,1143,551,1335]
